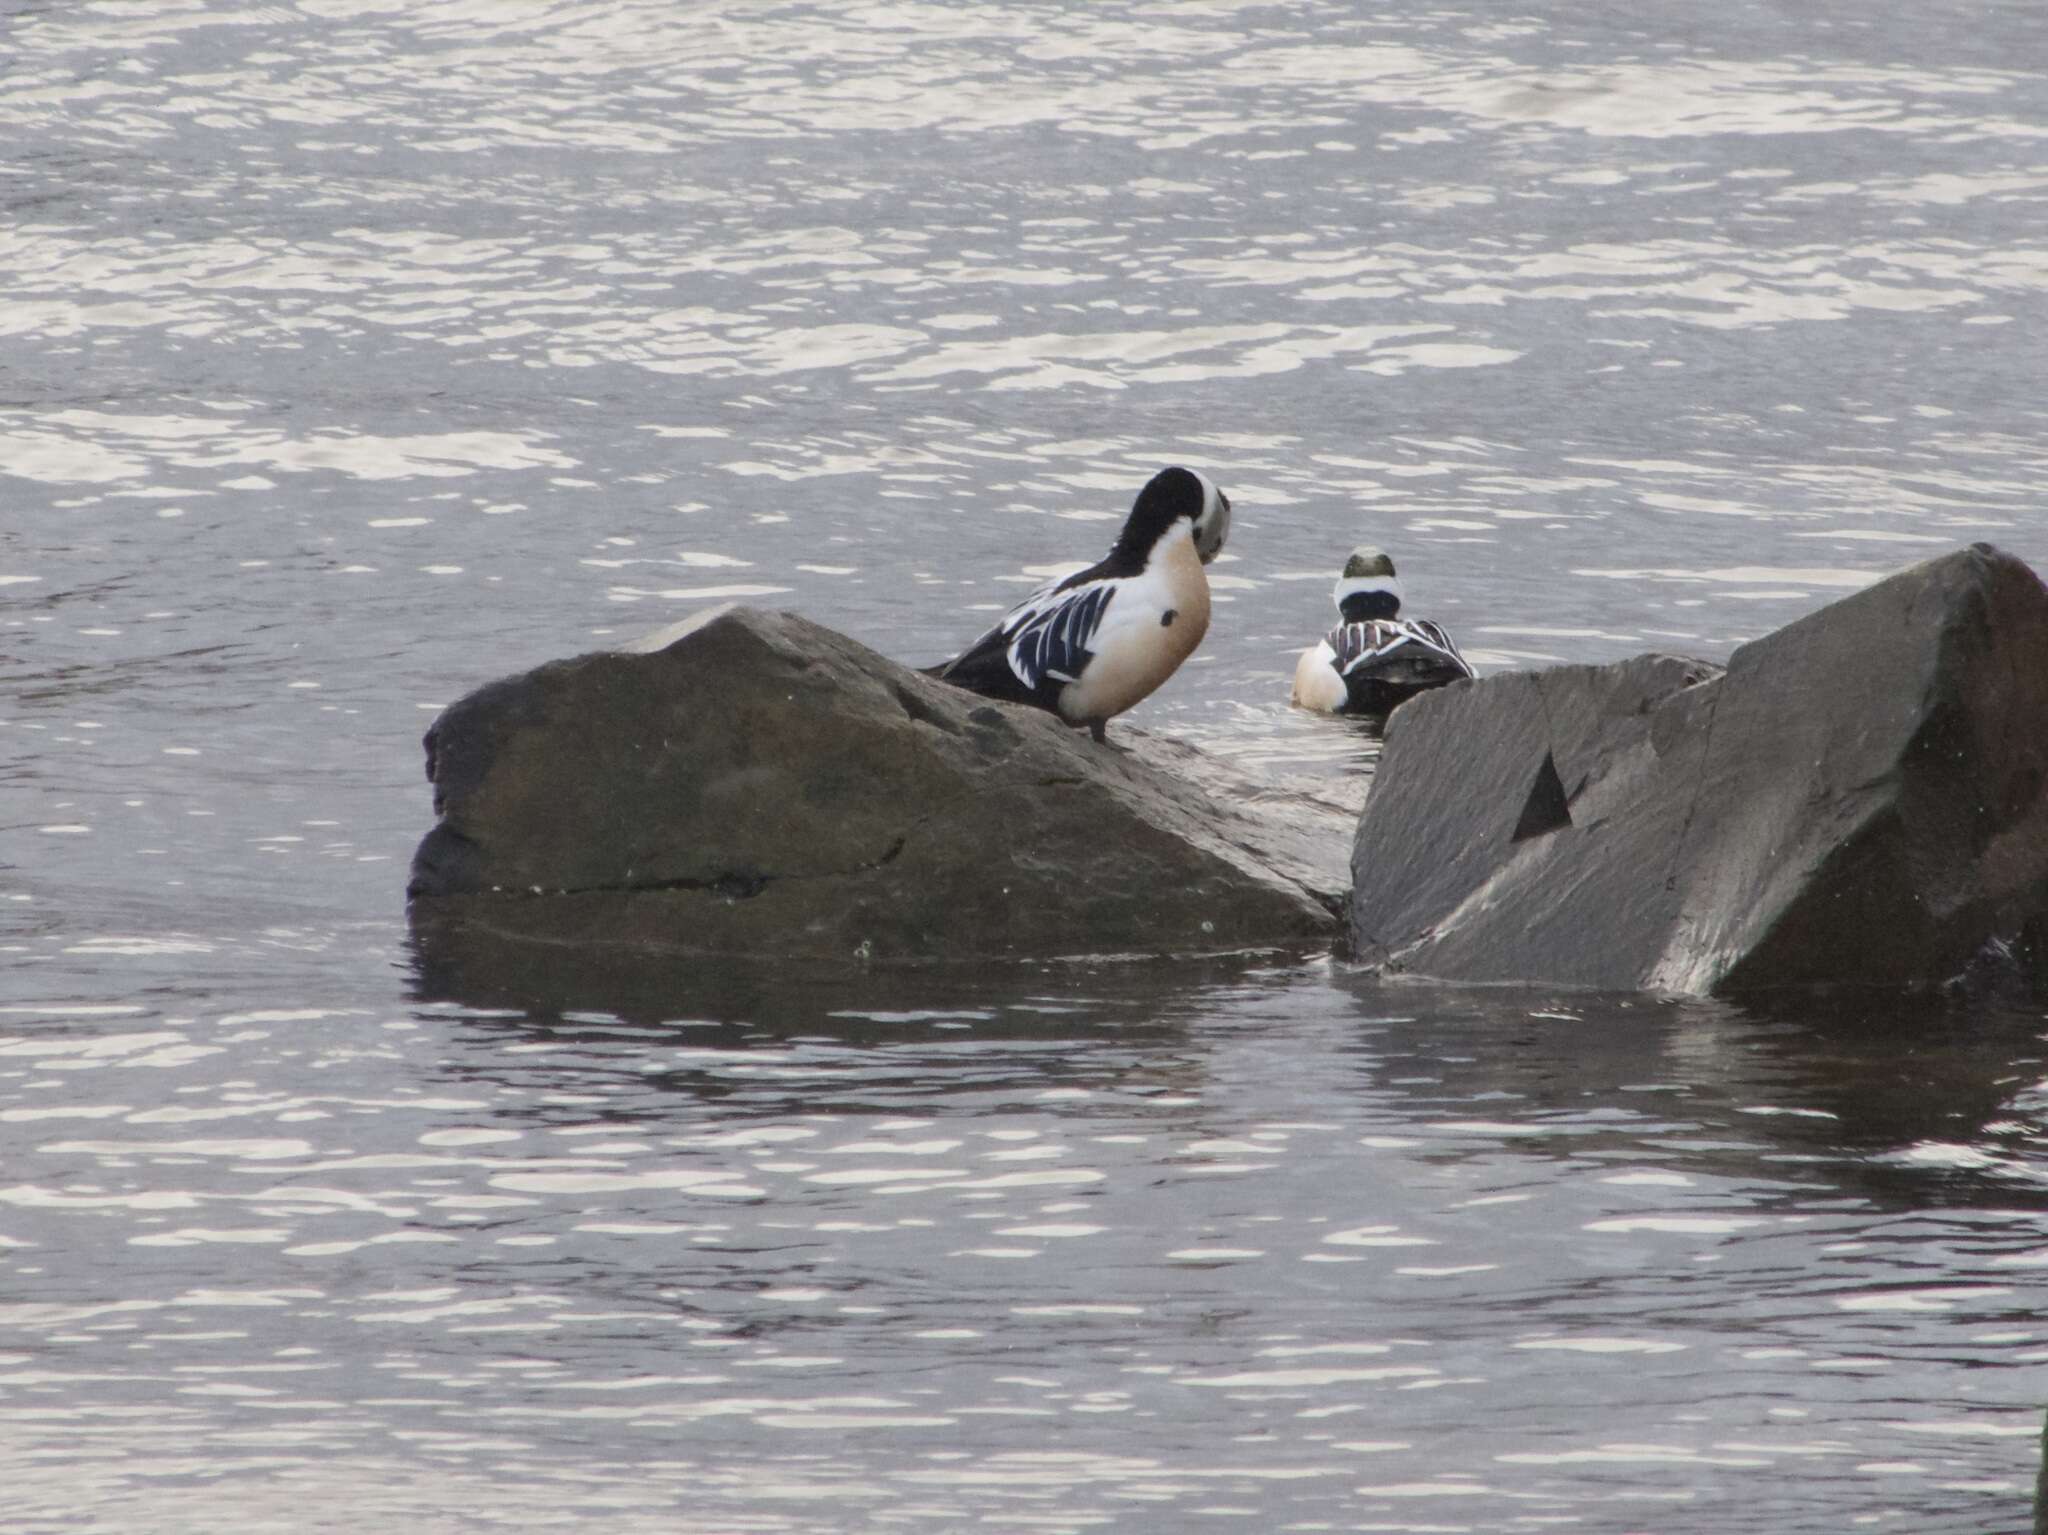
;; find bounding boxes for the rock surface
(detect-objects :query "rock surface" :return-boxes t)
[409,605,1348,962]
[1350,543,2048,995]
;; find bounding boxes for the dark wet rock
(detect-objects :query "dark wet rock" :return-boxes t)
[1350,544,2048,995]
[409,605,1346,962]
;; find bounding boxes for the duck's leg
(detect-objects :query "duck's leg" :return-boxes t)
[1088,719,1108,746]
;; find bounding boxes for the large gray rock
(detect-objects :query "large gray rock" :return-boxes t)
[409,606,1347,962]
[1350,544,2048,994]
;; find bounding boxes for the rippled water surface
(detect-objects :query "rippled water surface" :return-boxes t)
[6,1,2048,1530]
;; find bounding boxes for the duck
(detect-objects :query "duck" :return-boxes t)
[927,466,1231,743]
[1291,545,1473,717]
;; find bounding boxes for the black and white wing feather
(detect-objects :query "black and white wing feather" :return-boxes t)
[1006,580,1115,689]
[1329,618,1473,712]
[1332,618,1470,680]
[927,567,1117,709]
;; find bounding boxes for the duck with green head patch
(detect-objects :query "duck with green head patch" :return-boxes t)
[1292,545,1472,717]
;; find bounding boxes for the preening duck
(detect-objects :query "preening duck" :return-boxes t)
[1291,546,1473,717]
[928,466,1231,743]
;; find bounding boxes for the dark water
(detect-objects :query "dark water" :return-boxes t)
[5,2,2048,1530]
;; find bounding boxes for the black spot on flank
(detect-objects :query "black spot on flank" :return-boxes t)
[1161,608,1177,628]
[1512,750,1573,842]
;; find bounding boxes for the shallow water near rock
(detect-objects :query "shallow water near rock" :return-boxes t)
[6,1,2048,1530]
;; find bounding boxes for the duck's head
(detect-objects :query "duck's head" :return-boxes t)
[1335,546,1402,623]
[1121,466,1231,565]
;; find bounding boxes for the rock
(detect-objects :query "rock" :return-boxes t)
[409,605,1345,962]
[1349,543,2048,995]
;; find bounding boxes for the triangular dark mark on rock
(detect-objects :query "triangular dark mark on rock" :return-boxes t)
[1512,750,1573,842]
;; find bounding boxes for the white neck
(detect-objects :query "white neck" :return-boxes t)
[1335,573,1401,611]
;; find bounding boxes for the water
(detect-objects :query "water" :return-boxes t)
[5,1,2047,1529]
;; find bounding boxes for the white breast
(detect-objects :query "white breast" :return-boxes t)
[1058,525,1211,724]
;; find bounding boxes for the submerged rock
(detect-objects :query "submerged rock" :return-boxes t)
[1349,544,2048,995]
[409,605,1346,962]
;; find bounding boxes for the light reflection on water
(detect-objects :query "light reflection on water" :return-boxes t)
[5,0,2048,1527]
[1,954,2044,1532]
